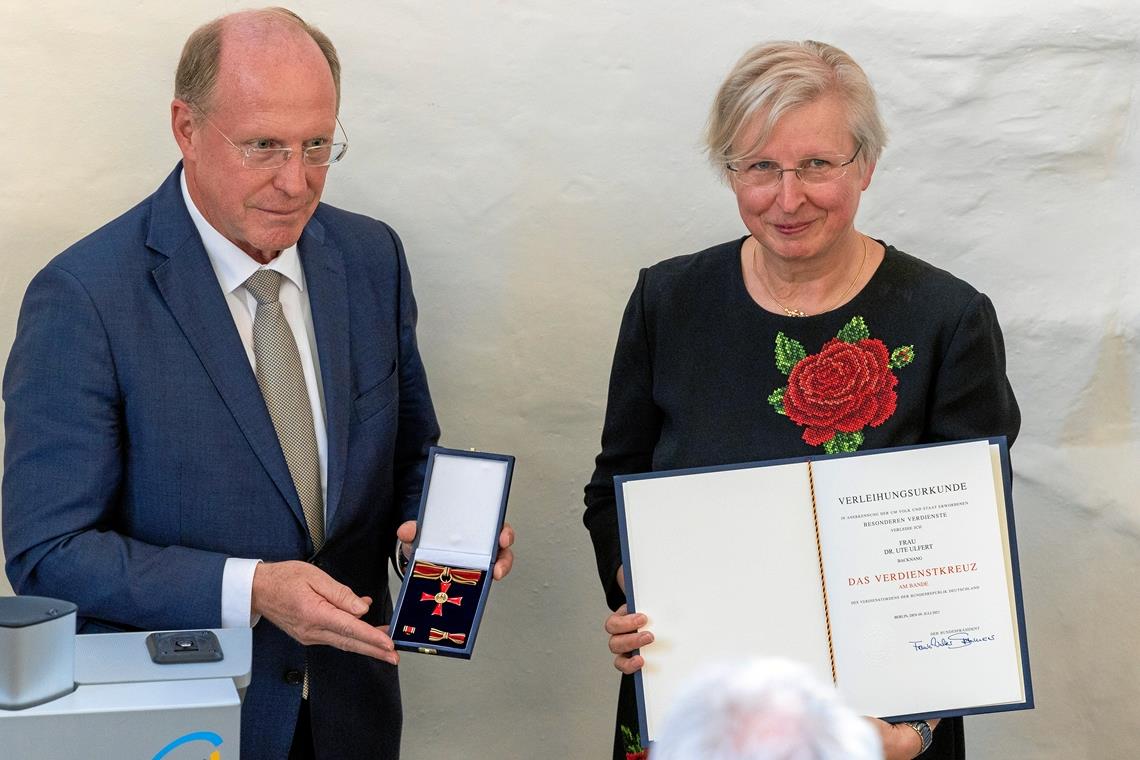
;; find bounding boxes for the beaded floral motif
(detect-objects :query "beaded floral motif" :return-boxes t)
[621,725,648,760]
[769,316,914,453]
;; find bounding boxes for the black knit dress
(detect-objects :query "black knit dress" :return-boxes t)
[584,238,1021,760]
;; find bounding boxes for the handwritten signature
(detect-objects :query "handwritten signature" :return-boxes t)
[909,633,995,652]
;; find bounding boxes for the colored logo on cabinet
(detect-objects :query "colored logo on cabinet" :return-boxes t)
[152,731,224,759]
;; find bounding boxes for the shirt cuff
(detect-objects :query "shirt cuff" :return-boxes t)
[222,557,262,628]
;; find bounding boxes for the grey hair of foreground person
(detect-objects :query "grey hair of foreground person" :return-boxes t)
[704,40,888,178]
[650,658,884,760]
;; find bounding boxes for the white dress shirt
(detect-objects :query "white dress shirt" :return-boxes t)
[180,171,328,628]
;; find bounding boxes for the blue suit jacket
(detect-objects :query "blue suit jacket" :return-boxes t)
[3,165,440,759]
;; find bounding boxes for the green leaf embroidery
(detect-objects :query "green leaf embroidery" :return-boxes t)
[621,725,644,754]
[768,387,787,415]
[775,332,807,375]
[889,345,915,369]
[823,430,864,454]
[836,316,870,344]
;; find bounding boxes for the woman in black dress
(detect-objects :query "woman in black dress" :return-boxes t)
[583,40,1019,760]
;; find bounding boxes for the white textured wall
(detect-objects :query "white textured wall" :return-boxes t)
[2,2,1138,758]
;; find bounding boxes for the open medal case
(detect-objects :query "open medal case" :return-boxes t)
[390,447,514,658]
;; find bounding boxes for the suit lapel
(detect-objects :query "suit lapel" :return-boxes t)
[146,166,308,534]
[299,214,351,531]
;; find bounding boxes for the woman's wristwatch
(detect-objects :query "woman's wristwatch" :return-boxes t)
[905,720,933,755]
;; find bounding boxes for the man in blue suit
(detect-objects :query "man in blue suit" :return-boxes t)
[2,8,513,759]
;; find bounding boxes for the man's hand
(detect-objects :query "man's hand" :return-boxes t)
[251,560,399,665]
[396,520,516,580]
[605,603,653,675]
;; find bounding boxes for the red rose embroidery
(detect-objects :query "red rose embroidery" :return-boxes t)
[783,338,898,446]
[769,317,913,452]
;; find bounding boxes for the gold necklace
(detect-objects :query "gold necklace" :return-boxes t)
[752,235,868,317]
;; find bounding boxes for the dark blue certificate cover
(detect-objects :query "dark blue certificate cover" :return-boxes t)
[616,437,1032,744]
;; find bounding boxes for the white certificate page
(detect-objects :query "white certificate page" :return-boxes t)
[621,463,833,742]
[812,441,1026,718]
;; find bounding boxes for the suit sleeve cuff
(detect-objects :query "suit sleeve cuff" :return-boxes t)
[222,557,262,628]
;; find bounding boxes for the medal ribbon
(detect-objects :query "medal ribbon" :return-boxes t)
[411,560,482,585]
[428,628,467,645]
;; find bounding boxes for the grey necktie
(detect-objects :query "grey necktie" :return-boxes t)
[244,269,325,552]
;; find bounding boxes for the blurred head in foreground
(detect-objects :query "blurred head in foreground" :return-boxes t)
[651,658,883,760]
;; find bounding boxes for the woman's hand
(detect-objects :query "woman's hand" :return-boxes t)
[605,603,654,674]
[867,717,939,760]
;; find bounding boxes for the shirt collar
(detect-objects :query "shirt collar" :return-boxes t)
[179,169,306,294]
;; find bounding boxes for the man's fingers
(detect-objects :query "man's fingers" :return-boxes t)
[492,546,514,580]
[310,572,369,616]
[299,604,397,653]
[325,625,400,664]
[396,520,417,544]
[253,560,368,619]
[253,561,399,666]
[499,522,515,549]
[489,523,515,580]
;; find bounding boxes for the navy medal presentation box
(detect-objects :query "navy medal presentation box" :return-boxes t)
[391,446,514,658]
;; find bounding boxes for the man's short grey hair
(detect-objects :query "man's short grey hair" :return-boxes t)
[174,7,341,116]
[651,658,884,760]
[704,40,887,178]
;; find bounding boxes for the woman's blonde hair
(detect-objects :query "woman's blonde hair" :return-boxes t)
[705,40,887,177]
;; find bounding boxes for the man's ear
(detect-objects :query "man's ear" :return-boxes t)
[171,99,198,162]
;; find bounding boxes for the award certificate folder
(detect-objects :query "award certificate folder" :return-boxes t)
[391,447,514,659]
[616,438,1032,743]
